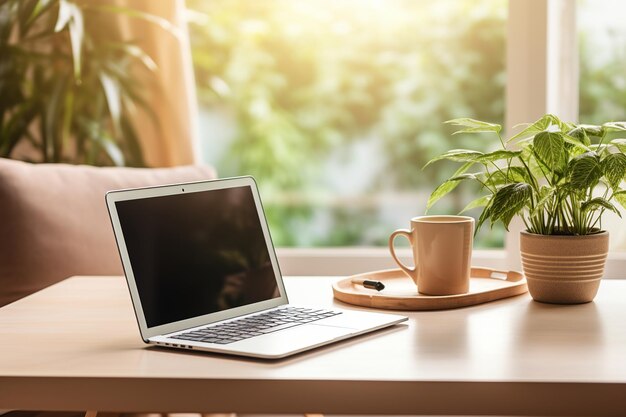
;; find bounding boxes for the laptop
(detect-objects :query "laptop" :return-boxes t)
[106,176,407,359]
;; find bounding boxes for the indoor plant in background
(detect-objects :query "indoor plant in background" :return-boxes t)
[0,0,167,166]
[426,114,626,304]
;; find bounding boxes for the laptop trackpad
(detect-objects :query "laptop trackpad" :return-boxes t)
[312,310,400,331]
[231,323,353,357]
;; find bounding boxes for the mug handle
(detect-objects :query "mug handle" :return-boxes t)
[388,229,417,284]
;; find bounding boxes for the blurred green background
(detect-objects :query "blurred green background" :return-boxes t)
[186,0,626,248]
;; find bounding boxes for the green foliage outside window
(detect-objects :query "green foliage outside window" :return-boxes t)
[187,0,626,247]
[187,0,507,247]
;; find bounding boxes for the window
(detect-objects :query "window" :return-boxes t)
[579,0,626,252]
[578,0,626,126]
[188,0,626,276]
[188,0,507,249]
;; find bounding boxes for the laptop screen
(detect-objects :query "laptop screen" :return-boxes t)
[115,185,281,328]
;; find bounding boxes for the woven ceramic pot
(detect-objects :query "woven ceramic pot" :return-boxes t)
[520,231,609,304]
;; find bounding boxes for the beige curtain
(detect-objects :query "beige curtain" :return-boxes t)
[111,0,201,167]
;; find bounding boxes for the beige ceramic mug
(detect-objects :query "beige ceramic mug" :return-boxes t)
[388,215,474,295]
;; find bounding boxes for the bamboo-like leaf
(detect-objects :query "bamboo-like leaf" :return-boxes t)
[581,197,621,217]
[569,152,602,189]
[424,149,483,168]
[93,131,125,166]
[99,73,122,135]
[26,0,56,28]
[120,116,145,167]
[460,195,491,214]
[110,43,157,71]
[85,4,183,40]
[601,153,626,189]
[426,162,474,211]
[44,75,68,161]
[67,3,83,79]
[54,0,84,78]
[54,0,71,31]
[444,118,501,135]
[17,0,37,36]
[0,100,38,157]
[533,131,567,170]
[60,87,74,155]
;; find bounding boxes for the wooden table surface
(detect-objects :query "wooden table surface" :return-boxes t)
[1,276,626,416]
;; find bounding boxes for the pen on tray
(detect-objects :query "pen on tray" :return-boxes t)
[351,278,385,291]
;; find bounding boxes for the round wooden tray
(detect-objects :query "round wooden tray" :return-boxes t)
[332,267,528,311]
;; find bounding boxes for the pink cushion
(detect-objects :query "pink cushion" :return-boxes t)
[0,158,216,307]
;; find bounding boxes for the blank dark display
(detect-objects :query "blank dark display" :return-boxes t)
[116,186,280,328]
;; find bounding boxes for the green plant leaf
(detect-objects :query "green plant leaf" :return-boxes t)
[119,116,145,167]
[530,186,555,217]
[460,195,491,214]
[425,162,474,211]
[449,173,478,181]
[67,3,83,79]
[533,131,567,170]
[109,42,157,71]
[55,0,83,78]
[614,190,626,211]
[601,153,626,189]
[44,74,68,161]
[482,166,530,188]
[85,4,183,40]
[0,100,38,157]
[476,197,494,234]
[608,139,626,153]
[603,122,626,132]
[569,152,602,189]
[99,73,122,135]
[581,197,621,217]
[54,0,71,31]
[424,149,483,168]
[444,118,502,135]
[426,179,467,211]
[569,124,600,142]
[26,0,56,28]
[562,133,591,152]
[488,182,532,230]
[17,0,37,36]
[509,166,533,183]
[508,114,569,143]
[474,149,522,164]
[93,131,125,166]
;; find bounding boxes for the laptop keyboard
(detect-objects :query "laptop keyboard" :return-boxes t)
[170,307,342,345]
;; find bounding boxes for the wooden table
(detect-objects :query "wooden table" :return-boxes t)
[1,276,625,416]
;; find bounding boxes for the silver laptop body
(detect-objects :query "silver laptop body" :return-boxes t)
[106,176,406,359]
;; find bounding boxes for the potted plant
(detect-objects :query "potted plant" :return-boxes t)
[1,0,170,166]
[426,114,626,304]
